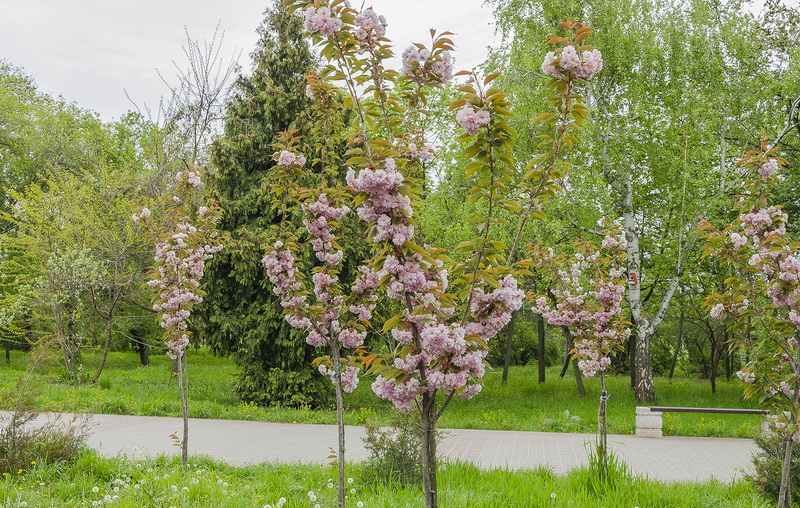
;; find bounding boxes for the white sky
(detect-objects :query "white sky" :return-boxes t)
[0,1,497,122]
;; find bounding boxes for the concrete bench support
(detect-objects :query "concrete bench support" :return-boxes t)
[635,406,663,438]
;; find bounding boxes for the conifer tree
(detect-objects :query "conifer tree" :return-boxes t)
[197,2,331,406]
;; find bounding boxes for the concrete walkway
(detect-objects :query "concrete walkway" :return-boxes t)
[57,413,758,483]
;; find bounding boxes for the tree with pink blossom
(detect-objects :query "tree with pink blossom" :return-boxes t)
[261,126,378,507]
[531,225,629,477]
[270,3,601,507]
[699,138,796,507]
[136,168,223,468]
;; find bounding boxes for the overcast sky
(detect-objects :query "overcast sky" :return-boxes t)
[1,1,498,122]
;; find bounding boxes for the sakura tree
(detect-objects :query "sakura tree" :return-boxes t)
[532,226,628,476]
[262,125,378,508]
[262,3,603,507]
[135,168,223,467]
[700,139,796,507]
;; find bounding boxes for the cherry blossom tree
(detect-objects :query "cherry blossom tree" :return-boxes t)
[532,226,628,476]
[699,139,795,507]
[263,3,602,506]
[135,168,223,467]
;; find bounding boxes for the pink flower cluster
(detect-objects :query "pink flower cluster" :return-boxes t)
[174,170,201,188]
[758,159,778,179]
[302,193,349,265]
[132,207,151,223]
[346,158,414,246]
[456,106,491,136]
[276,150,307,167]
[405,141,435,163]
[144,173,223,359]
[354,8,385,43]
[303,5,343,36]
[401,45,453,85]
[263,193,381,393]
[319,363,360,393]
[465,276,525,339]
[345,166,523,410]
[542,46,603,81]
[533,231,629,378]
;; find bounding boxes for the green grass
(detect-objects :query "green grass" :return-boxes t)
[0,448,771,507]
[0,349,763,438]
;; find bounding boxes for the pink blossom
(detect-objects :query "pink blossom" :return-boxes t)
[303,6,343,36]
[758,160,778,179]
[456,106,491,135]
[709,303,727,320]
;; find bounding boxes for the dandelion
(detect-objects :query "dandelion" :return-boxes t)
[348,478,354,484]
[551,493,557,499]
[351,488,356,494]
[358,502,365,507]
[92,487,99,493]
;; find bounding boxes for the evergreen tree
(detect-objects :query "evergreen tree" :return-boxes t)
[197,2,331,407]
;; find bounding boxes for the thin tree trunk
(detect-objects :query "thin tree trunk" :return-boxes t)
[778,435,793,508]
[420,392,438,508]
[177,353,189,468]
[537,313,546,384]
[4,340,9,365]
[710,329,720,395]
[597,372,608,479]
[558,326,586,396]
[331,345,347,508]
[90,314,116,384]
[724,330,732,380]
[669,313,684,379]
[560,353,570,378]
[501,309,519,384]
[573,358,587,398]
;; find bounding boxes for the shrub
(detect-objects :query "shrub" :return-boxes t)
[749,431,800,502]
[361,412,424,488]
[0,381,91,474]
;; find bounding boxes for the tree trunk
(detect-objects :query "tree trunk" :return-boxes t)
[4,341,9,365]
[177,353,189,468]
[669,312,684,379]
[597,372,608,480]
[537,313,546,384]
[330,345,347,508]
[89,316,115,384]
[137,340,150,366]
[778,435,793,508]
[573,358,587,398]
[629,332,636,389]
[724,330,732,380]
[558,326,586,396]
[420,392,438,508]
[501,309,519,384]
[634,326,655,403]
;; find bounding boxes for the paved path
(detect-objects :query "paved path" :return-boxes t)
[46,413,758,483]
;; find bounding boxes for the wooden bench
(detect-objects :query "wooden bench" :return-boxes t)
[635,406,770,438]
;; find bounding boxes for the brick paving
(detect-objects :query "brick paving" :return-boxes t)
[66,413,759,483]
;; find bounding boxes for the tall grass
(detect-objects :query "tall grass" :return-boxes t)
[0,349,762,437]
[0,449,770,507]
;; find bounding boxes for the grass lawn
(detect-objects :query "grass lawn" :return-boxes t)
[0,349,763,438]
[0,449,770,507]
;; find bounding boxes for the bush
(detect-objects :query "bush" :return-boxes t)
[361,412,424,487]
[0,381,91,474]
[749,431,800,502]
